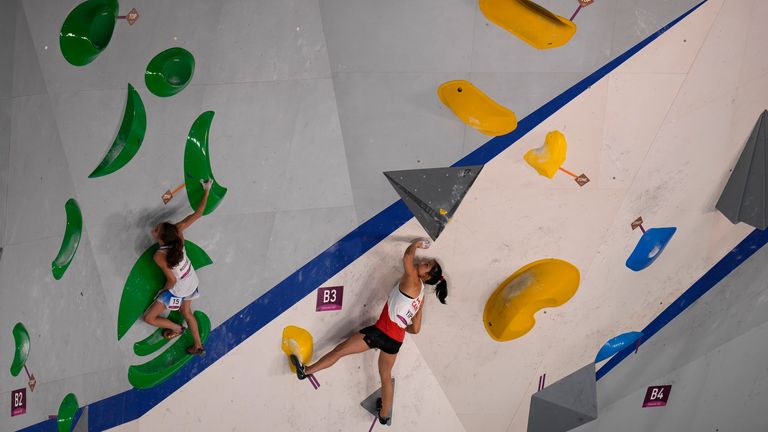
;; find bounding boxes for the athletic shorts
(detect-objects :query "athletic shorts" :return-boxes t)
[360,325,402,355]
[155,288,199,311]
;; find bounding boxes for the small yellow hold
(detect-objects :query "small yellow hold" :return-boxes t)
[484,258,580,342]
[439,208,448,215]
[524,130,567,179]
[438,80,518,136]
[281,326,313,373]
[479,0,577,50]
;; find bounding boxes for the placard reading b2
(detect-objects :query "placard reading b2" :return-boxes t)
[11,388,26,416]
[316,286,343,312]
[643,385,671,407]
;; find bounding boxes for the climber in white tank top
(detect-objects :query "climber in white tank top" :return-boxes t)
[143,179,212,356]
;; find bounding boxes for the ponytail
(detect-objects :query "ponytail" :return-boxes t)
[425,261,448,304]
[159,222,184,267]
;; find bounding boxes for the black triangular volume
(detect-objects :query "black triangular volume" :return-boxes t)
[384,166,483,240]
[717,111,768,229]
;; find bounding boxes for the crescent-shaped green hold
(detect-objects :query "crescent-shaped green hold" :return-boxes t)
[184,111,228,216]
[10,323,30,377]
[116,240,212,340]
[59,0,118,66]
[89,84,147,178]
[52,199,83,280]
[127,310,211,389]
[57,393,79,432]
[133,311,182,356]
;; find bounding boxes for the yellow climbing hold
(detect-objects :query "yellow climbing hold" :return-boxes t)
[524,130,567,179]
[484,258,580,342]
[438,80,518,136]
[479,0,577,49]
[281,326,313,373]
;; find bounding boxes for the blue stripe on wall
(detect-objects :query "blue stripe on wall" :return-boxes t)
[17,1,709,430]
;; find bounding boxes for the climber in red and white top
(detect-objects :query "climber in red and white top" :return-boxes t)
[292,238,448,425]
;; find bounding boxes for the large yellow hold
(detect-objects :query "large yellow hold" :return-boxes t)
[281,326,313,372]
[438,80,518,136]
[479,0,577,49]
[484,259,580,342]
[524,130,567,179]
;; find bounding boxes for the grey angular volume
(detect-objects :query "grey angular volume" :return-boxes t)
[528,363,597,432]
[360,378,395,426]
[716,110,768,229]
[384,166,483,240]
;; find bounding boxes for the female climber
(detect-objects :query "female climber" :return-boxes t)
[292,238,448,425]
[143,179,212,356]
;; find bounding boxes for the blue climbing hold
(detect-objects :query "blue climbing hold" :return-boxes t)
[595,331,643,363]
[626,227,676,271]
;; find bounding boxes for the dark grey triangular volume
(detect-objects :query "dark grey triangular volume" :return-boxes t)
[360,378,395,426]
[384,166,484,240]
[72,406,88,432]
[716,111,768,229]
[528,363,597,432]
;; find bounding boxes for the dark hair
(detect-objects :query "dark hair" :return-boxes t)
[424,261,448,304]
[159,222,184,268]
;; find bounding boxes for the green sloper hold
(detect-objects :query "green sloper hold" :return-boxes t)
[133,311,181,356]
[145,47,195,97]
[57,393,78,432]
[184,111,228,215]
[127,310,210,389]
[89,84,147,178]
[10,323,30,377]
[117,240,212,340]
[59,0,118,66]
[52,199,83,280]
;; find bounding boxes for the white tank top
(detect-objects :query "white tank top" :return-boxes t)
[159,245,199,297]
[387,280,425,328]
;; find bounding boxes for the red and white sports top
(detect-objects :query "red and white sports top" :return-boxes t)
[374,280,425,342]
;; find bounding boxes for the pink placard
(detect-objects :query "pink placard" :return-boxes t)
[642,385,671,407]
[11,388,26,416]
[316,286,343,312]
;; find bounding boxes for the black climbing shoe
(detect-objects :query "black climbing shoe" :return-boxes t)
[376,397,391,425]
[289,354,307,380]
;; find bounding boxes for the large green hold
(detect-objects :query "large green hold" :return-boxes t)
[89,84,147,178]
[60,0,118,66]
[57,393,79,432]
[116,240,212,340]
[133,311,181,356]
[184,111,228,215]
[52,199,83,280]
[127,310,211,389]
[145,47,195,97]
[10,323,30,377]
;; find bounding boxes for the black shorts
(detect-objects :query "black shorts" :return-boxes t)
[360,325,402,355]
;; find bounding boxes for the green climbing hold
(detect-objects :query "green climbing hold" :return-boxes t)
[57,393,79,432]
[52,199,83,280]
[117,240,212,340]
[89,84,147,178]
[133,311,182,356]
[10,323,30,377]
[59,0,118,66]
[184,111,228,215]
[127,310,211,389]
[145,47,195,97]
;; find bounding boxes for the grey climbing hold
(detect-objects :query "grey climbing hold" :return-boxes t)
[528,363,597,432]
[717,110,768,229]
[360,378,395,426]
[384,166,483,240]
[72,406,88,432]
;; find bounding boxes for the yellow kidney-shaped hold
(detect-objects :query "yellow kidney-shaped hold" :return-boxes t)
[281,326,313,373]
[438,80,518,136]
[524,130,567,179]
[484,258,580,342]
[479,0,577,49]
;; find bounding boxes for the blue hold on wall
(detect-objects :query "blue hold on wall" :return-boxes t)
[595,331,644,363]
[626,227,677,271]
